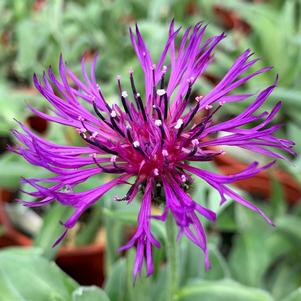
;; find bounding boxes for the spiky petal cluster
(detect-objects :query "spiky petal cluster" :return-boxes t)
[11,21,294,281]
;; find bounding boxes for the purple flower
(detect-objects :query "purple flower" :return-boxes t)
[11,21,294,281]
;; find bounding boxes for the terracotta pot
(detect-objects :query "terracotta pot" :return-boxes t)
[56,243,105,286]
[0,199,32,247]
[26,115,48,134]
[213,5,251,33]
[0,199,105,286]
[32,0,47,11]
[0,188,14,204]
[214,154,301,205]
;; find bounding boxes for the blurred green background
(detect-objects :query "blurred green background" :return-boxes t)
[0,1,301,301]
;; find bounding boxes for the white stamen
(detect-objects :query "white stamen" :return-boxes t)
[156,183,162,187]
[181,175,187,183]
[155,119,162,127]
[162,149,169,157]
[91,153,97,158]
[152,105,157,109]
[162,65,167,73]
[133,140,140,148]
[157,89,166,96]
[136,92,140,97]
[77,116,84,122]
[219,100,226,106]
[205,104,213,110]
[122,91,128,98]
[153,168,159,176]
[91,132,98,139]
[192,139,199,146]
[114,195,120,201]
[78,128,86,134]
[116,75,121,80]
[174,119,183,129]
[111,155,117,162]
[129,67,133,74]
[195,96,203,102]
[110,110,117,118]
[64,185,73,192]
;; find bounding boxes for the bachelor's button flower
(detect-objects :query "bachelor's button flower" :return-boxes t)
[10,21,294,281]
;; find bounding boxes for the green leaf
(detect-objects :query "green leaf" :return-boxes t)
[229,203,292,288]
[177,279,274,301]
[281,288,301,301]
[34,202,74,259]
[72,286,110,301]
[179,237,230,284]
[75,204,103,246]
[276,215,301,244]
[0,153,49,188]
[0,247,78,301]
[229,228,270,287]
[266,259,301,300]
[270,176,286,218]
[104,259,127,301]
[124,249,153,301]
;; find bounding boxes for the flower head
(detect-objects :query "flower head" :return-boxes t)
[11,20,294,281]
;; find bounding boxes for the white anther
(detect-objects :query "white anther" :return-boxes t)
[157,89,166,96]
[156,183,162,187]
[151,64,156,69]
[136,92,140,97]
[190,77,195,82]
[162,65,167,73]
[116,75,121,80]
[129,67,133,74]
[153,168,159,176]
[64,185,73,192]
[77,116,85,122]
[181,175,187,183]
[91,153,97,158]
[142,51,146,56]
[122,91,128,98]
[152,105,157,109]
[162,149,169,157]
[155,119,162,127]
[91,132,98,139]
[195,96,203,102]
[78,128,86,134]
[174,119,183,129]
[111,155,117,162]
[110,110,117,118]
[133,140,140,148]
[219,100,226,106]
[114,195,120,201]
[192,139,199,146]
[205,104,213,110]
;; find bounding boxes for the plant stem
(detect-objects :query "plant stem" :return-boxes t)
[104,202,116,276]
[166,212,178,301]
